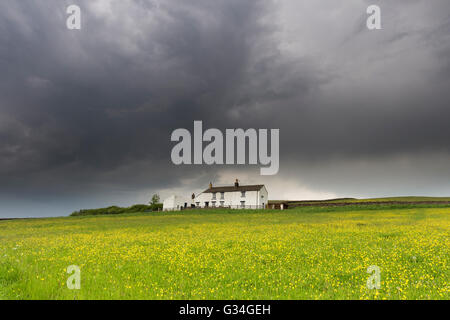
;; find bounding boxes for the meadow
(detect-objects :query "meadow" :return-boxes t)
[0,205,448,300]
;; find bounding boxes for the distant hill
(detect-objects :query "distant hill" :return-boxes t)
[269,196,450,208]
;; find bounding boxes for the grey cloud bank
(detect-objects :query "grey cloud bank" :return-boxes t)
[0,0,449,217]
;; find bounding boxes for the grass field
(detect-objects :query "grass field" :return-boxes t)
[0,205,449,300]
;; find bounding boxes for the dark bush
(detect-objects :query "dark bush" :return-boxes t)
[70,203,161,216]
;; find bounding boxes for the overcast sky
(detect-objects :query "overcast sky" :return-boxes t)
[1,0,450,217]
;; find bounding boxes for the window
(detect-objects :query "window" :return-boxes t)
[220,201,224,207]
[196,202,200,207]
[240,201,245,208]
[241,191,246,198]
[212,201,216,207]
[220,192,224,199]
[212,192,216,200]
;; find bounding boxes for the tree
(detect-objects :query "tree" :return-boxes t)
[150,194,160,206]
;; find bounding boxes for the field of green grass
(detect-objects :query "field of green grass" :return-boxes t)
[0,205,449,300]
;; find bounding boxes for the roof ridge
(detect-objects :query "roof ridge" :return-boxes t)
[200,184,265,194]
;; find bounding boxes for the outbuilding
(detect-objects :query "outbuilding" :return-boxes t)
[162,195,188,211]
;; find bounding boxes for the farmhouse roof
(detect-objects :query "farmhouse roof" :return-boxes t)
[201,184,265,193]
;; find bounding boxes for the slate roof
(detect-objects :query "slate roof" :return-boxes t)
[201,185,265,194]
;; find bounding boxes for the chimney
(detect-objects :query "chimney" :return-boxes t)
[209,182,213,189]
[234,179,239,187]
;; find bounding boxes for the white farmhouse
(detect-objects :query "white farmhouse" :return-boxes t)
[162,195,189,211]
[194,180,268,209]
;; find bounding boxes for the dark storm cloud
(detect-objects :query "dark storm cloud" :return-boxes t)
[0,0,286,216]
[1,0,450,217]
[0,0,272,171]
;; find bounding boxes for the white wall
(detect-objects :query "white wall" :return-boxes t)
[259,186,268,208]
[163,195,188,211]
